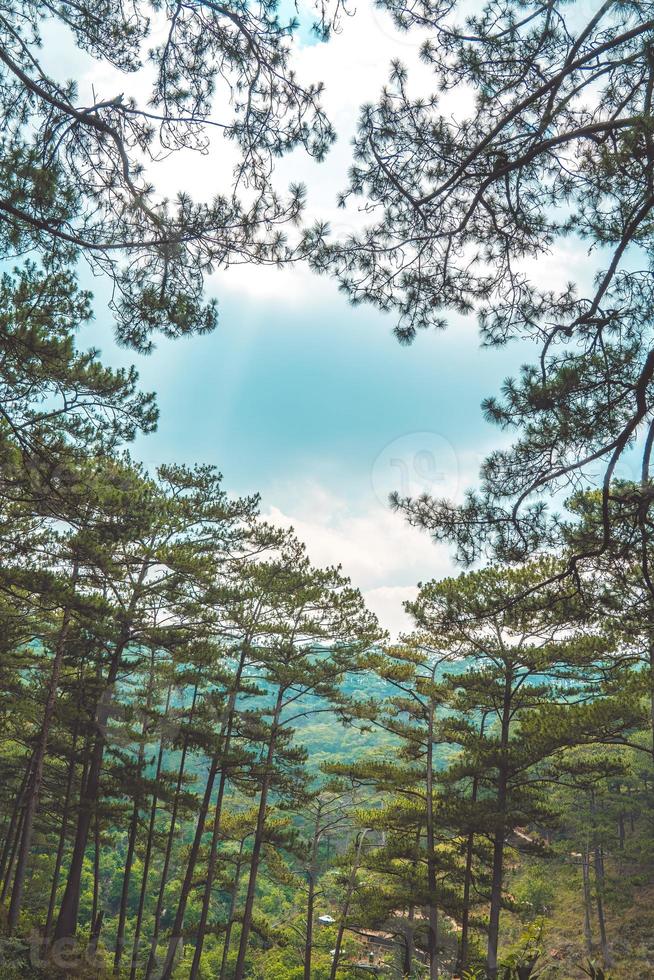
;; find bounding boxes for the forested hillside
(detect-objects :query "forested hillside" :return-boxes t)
[1,0,654,978]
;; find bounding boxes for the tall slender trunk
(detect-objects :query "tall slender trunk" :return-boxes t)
[129,685,172,980]
[329,828,369,980]
[218,840,246,980]
[486,670,512,980]
[0,757,32,887]
[189,654,249,980]
[159,753,220,979]
[425,696,439,980]
[90,658,101,934]
[54,559,148,942]
[164,647,250,980]
[145,685,198,980]
[1,806,25,903]
[8,561,79,932]
[404,828,420,979]
[590,791,612,969]
[53,645,124,941]
[91,808,100,933]
[44,719,79,939]
[89,908,104,959]
[303,806,323,980]
[188,768,229,979]
[581,844,594,957]
[114,730,147,974]
[459,712,486,975]
[233,688,284,980]
[303,863,317,980]
[594,843,611,968]
[403,918,414,979]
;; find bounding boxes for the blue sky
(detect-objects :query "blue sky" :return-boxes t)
[92,261,527,635]
[57,3,558,634]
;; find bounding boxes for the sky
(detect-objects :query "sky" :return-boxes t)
[47,1,578,636]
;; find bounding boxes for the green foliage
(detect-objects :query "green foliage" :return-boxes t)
[1,6,654,980]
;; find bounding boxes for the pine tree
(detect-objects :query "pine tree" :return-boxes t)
[0,1,335,349]
[311,0,654,581]
[405,558,632,979]
[53,461,257,945]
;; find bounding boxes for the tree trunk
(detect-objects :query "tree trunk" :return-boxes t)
[144,685,198,980]
[159,753,221,979]
[303,806,322,980]
[54,559,148,942]
[1,806,25,903]
[329,829,369,980]
[590,791,612,970]
[233,689,284,980]
[189,674,246,979]
[114,733,147,974]
[8,562,78,932]
[459,713,485,975]
[594,843,612,969]
[403,920,414,979]
[218,840,246,980]
[304,866,317,980]
[425,696,439,980]
[581,845,594,957]
[486,671,512,980]
[129,685,172,980]
[91,808,101,933]
[89,908,104,959]
[188,771,229,979]
[53,652,122,941]
[234,688,284,980]
[44,719,79,940]
[0,757,32,888]
[164,645,250,980]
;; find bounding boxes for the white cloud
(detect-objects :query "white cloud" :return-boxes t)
[262,480,456,637]
[40,1,468,308]
[363,585,420,639]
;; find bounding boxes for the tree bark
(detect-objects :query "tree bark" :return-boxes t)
[594,842,612,969]
[218,839,246,980]
[303,805,323,980]
[158,753,220,979]
[113,730,147,974]
[233,688,284,980]
[54,559,148,942]
[329,828,369,980]
[53,650,122,941]
[8,561,78,932]
[144,685,198,980]
[44,719,79,940]
[589,791,612,970]
[91,807,101,933]
[129,685,171,980]
[0,806,25,903]
[486,670,512,980]
[581,845,594,957]
[458,715,486,976]
[0,757,32,889]
[189,664,247,980]
[188,769,229,979]
[425,695,439,980]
